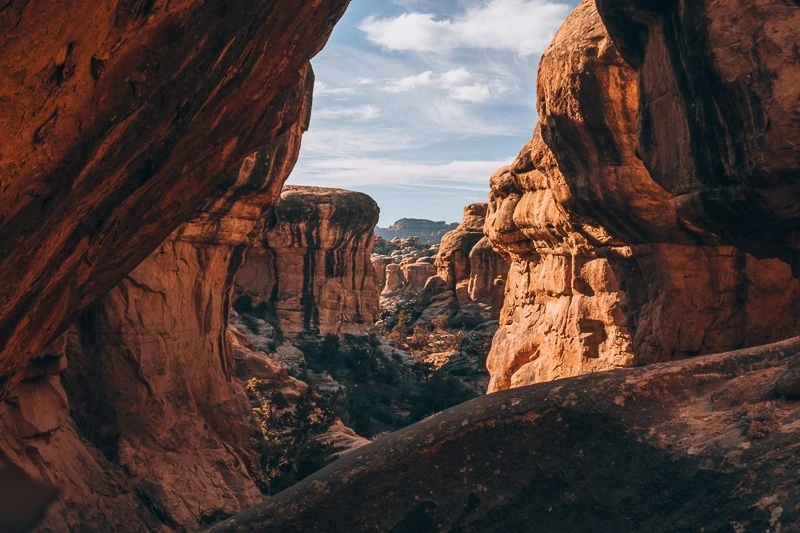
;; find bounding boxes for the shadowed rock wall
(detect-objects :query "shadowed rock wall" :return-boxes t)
[0,0,350,398]
[0,63,317,530]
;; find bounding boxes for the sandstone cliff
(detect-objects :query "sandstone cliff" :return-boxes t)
[375,219,459,245]
[377,204,508,322]
[485,0,800,392]
[235,186,380,341]
[432,204,508,315]
[0,0,350,399]
[596,0,800,267]
[0,58,318,530]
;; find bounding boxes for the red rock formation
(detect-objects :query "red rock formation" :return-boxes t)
[0,62,316,530]
[468,237,507,311]
[401,261,437,292]
[210,338,800,532]
[486,0,800,392]
[425,203,509,318]
[382,263,406,296]
[235,186,380,340]
[372,256,392,294]
[0,0,350,398]
[435,204,488,296]
[596,0,800,267]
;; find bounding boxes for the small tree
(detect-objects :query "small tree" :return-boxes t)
[389,310,411,346]
[319,333,341,362]
[406,325,430,351]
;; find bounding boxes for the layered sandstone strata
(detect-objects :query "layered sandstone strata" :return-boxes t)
[0,0,350,399]
[485,0,800,392]
[235,186,380,340]
[0,64,315,530]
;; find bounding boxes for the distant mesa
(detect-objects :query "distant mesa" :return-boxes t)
[375,218,459,245]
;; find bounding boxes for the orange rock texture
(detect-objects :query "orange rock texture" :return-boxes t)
[434,204,509,311]
[486,0,800,392]
[235,186,380,341]
[597,0,800,266]
[0,55,325,530]
[0,0,350,398]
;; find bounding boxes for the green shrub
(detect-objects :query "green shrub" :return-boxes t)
[407,373,476,423]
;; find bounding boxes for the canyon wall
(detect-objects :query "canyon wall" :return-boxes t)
[235,186,380,341]
[485,0,800,392]
[0,60,316,530]
[0,0,350,399]
[596,0,800,267]
[376,204,509,322]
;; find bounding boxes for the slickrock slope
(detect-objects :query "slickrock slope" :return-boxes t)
[486,0,800,392]
[235,186,380,341]
[211,338,800,532]
[0,0,350,398]
[0,62,316,530]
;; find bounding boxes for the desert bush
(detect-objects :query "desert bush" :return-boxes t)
[406,325,430,351]
[389,310,411,346]
[319,333,341,362]
[431,313,450,331]
[240,314,262,335]
[245,378,336,494]
[407,373,476,422]
[232,295,254,315]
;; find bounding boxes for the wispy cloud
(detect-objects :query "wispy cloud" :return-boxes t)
[301,127,420,157]
[295,157,511,187]
[379,67,508,103]
[359,0,571,57]
[380,70,435,93]
[314,105,383,121]
[315,81,357,96]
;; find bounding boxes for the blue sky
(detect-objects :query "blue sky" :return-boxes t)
[287,0,577,226]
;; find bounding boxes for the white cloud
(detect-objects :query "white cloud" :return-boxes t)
[448,83,493,103]
[359,0,571,57]
[296,157,510,187]
[378,67,508,104]
[440,67,472,87]
[301,127,420,157]
[380,70,434,93]
[314,105,382,121]
[315,81,357,96]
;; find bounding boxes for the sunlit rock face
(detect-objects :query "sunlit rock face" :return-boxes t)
[486,0,800,392]
[0,0,350,399]
[236,186,381,341]
[429,203,509,315]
